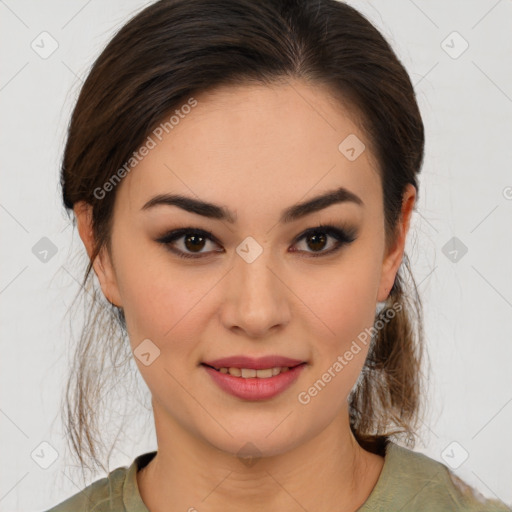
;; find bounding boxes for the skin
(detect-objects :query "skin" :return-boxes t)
[74,78,416,512]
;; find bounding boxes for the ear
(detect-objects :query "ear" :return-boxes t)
[376,184,416,303]
[73,201,122,307]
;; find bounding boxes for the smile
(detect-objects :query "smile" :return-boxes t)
[204,364,298,378]
[201,362,307,400]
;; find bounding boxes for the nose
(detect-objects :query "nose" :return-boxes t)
[219,245,291,338]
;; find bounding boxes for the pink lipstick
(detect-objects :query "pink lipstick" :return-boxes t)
[201,355,307,401]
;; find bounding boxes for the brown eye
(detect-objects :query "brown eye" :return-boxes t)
[291,224,357,258]
[156,224,357,260]
[156,227,222,259]
[183,233,207,253]
[304,231,328,252]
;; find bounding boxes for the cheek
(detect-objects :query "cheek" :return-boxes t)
[113,239,218,354]
[119,267,195,343]
[302,251,382,352]
[295,260,382,410]
[114,255,212,401]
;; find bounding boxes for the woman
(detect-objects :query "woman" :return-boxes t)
[47,0,510,510]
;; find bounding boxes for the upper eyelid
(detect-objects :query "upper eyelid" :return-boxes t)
[158,224,357,252]
[159,223,354,241]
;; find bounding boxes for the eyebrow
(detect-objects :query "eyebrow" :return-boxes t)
[141,186,363,224]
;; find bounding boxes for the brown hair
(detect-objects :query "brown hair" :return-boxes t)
[61,0,427,474]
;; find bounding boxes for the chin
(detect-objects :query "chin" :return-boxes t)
[196,409,321,462]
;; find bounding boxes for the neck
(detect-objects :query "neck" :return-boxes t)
[137,404,384,512]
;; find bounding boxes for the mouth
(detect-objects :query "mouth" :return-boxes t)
[201,362,306,379]
[200,356,308,401]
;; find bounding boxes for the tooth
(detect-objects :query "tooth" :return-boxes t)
[256,368,273,378]
[221,367,292,378]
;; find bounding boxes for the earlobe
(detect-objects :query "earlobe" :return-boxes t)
[73,201,122,308]
[377,236,404,302]
[377,184,416,303]
[93,247,123,308]
[74,201,95,260]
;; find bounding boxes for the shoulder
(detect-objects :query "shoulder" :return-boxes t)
[46,451,156,512]
[370,442,511,512]
[45,464,129,512]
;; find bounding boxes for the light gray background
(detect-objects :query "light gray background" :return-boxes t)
[1,1,511,510]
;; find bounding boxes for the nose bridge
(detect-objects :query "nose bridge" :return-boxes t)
[223,235,289,335]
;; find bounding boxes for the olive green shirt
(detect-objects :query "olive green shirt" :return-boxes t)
[46,441,511,511]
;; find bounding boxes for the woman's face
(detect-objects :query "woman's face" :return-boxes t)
[77,79,414,458]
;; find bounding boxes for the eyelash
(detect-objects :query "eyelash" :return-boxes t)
[156,224,357,260]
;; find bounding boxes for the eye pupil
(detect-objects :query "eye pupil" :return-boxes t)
[185,234,206,252]
[307,232,327,252]
[159,224,355,260]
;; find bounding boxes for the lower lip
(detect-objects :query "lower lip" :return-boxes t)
[202,363,307,401]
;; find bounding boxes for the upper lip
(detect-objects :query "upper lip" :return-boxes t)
[202,355,306,370]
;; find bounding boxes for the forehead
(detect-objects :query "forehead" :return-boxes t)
[115,79,382,222]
